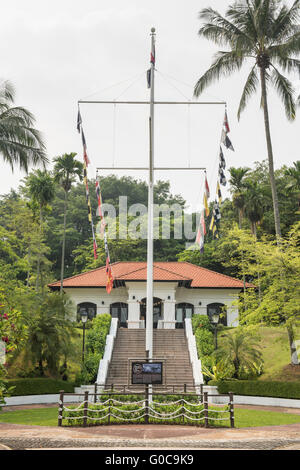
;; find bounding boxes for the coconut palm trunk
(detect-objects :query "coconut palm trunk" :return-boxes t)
[60,191,68,293]
[259,67,282,240]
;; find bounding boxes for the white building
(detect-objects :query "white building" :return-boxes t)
[49,261,251,328]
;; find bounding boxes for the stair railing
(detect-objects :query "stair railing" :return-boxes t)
[185,318,204,394]
[96,317,119,389]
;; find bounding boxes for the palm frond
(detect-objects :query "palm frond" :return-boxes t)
[194,50,244,97]
[199,7,252,50]
[0,80,14,105]
[237,64,259,119]
[273,29,300,57]
[270,65,296,120]
[271,0,300,43]
[0,81,48,172]
[275,54,300,74]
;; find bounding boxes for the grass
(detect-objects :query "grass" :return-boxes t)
[1,406,300,428]
[218,325,300,382]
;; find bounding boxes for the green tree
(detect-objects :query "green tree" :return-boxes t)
[0,80,48,172]
[23,292,77,376]
[231,223,300,365]
[26,170,55,291]
[53,153,83,292]
[215,328,263,379]
[244,179,265,236]
[194,0,300,240]
[229,167,250,228]
[285,160,300,211]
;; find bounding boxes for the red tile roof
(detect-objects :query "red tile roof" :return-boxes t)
[48,262,254,289]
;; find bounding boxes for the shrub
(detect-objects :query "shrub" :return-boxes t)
[195,328,214,357]
[76,314,111,385]
[209,380,300,400]
[5,378,74,396]
[192,314,213,333]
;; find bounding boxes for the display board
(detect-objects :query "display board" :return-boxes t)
[131,361,163,385]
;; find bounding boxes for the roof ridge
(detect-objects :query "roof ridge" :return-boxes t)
[48,261,121,286]
[179,261,252,286]
[116,263,190,280]
[153,263,191,280]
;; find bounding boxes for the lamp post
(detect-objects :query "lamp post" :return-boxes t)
[211,312,220,350]
[80,309,88,363]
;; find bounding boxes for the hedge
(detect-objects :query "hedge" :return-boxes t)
[209,380,300,400]
[5,378,74,396]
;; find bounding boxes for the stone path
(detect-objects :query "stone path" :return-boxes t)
[1,404,300,450]
[1,422,300,449]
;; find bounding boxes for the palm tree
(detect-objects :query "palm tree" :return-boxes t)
[244,180,265,236]
[229,167,250,228]
[285,160,300,210]
[27,170,55,291]
[215,329,263,379]
[194,0,300,241]
[0,80,48,172]
[53,153,83,292]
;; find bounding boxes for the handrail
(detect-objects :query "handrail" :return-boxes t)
[185,318,204,392]
[96,317,119,386]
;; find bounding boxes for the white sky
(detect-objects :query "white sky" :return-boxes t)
[0,0,299,212]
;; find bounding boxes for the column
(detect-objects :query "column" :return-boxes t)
[162,299,176,329]
[127,299,141,329]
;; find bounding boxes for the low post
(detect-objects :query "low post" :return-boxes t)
[83,391,89,427]
[94,383,98,404]
[145,384,149,424]
[58,390,64,427]
[204,391,208,428]
[184,383,187,394]
[181,397,184,424]
[108,395,111,426]
[229,392,234,428]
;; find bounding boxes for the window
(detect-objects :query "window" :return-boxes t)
[110,302,128,328]
[175,303,194,328]
[207,303,227,326]
[77,302,97,321]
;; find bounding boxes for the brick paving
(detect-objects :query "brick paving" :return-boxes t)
[0,421,300,449]
[1,404,300,449]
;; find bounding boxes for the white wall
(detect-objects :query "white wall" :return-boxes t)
[175,287,239,327]
[63,283,240,327]
[63,286,128,320]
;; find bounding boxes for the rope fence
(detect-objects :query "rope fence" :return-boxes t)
[58,389,234,428]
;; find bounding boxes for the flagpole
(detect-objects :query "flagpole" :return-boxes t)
[146,27,155,361]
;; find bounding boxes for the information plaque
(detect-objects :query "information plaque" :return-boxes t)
[131,361,163,385]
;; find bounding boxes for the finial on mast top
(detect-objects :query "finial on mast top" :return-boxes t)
[151,27,156,33]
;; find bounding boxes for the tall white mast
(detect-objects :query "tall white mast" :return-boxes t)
[146,27,156,358]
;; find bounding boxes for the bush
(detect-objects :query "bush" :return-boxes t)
[5,378,74,396]
[192,314,213,333]
[209,380,300,400]
[76,314,111,385]
[195,329,214,357]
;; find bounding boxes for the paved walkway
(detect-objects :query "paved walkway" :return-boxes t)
[1,404,300,449]
[1,421,300,449]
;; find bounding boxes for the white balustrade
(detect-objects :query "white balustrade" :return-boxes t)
[185,318,203,393]
[96,317,118,386]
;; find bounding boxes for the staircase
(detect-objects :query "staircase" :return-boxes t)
[105,328,195,390]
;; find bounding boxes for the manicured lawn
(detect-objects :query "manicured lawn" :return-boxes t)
[0,407,58,426]
[1,407,300,428]
[233,408,300,428]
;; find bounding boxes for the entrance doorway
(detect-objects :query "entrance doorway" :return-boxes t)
[110,302,128,328]
[175,303,194,328]
[140,297,162,329]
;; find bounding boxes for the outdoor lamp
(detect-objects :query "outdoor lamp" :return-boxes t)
[211,312,220,325]
[80,310,88,323]
[80,309,88,362]
[210,311,220,350]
